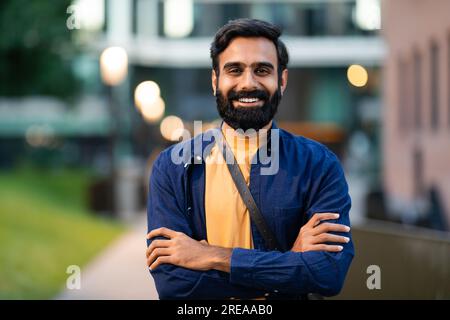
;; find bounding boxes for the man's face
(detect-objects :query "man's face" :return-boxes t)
[212,37,288,130]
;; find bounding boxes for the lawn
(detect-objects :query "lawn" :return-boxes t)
[0,167,124,299]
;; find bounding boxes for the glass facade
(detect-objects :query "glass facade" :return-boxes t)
[129,0,381,38]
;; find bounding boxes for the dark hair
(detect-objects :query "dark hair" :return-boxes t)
[210,18,289,77]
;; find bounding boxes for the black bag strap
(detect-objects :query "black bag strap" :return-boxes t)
[218,133,281,251]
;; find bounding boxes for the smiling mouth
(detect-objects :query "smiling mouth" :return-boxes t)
[233,97,264,107]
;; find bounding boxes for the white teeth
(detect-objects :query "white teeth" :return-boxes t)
[238,98,259,103]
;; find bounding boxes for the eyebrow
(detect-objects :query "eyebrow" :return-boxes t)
[223,61,275,70]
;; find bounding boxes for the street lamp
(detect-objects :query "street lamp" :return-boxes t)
[100,46,128,216]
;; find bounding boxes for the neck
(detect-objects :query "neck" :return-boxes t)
[221,120,273,136]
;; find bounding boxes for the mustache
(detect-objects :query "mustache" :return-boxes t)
[227,89,269,101]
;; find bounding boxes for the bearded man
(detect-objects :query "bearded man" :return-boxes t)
[146,18,354,300]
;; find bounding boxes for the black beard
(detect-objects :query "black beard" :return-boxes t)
[216,87,282,131]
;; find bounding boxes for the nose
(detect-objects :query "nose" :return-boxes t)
[238,69,259,91]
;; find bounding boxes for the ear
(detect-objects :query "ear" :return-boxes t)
[211,69,217,96]
[280,68,288,96]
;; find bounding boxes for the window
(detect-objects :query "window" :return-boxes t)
[413,50,422,130]
[430,41,439,131]
[413,148,424,197]
[448,34,450,127]
[398,58,407,131]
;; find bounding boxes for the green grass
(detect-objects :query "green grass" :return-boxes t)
[0,167,124,299]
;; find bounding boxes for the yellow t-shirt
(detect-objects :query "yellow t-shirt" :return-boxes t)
[204,126,262,249]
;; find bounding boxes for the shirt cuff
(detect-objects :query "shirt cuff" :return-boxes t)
[229,247,256,288]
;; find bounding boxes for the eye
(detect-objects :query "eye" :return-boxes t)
[255,68,270,75]
[228,68,242,74]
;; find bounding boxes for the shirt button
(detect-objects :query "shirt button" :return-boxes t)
[274,289,279,293]
[264,293,270,297]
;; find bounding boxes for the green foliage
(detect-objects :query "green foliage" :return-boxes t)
[0,0,81,98]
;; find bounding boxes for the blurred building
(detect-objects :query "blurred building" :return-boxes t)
[97,0,384,142]
[0,0,386,162]
[382,0,450,230]
[0,0,387,219]
[94,0,386,221]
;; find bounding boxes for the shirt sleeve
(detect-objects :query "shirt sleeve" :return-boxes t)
[147,151,267,299]
[229,151,354,297]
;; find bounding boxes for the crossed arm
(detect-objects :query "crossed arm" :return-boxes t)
[146,151,354,299]
[146,212,350,273]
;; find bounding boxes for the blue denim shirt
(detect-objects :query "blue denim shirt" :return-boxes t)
[146,122,354,299]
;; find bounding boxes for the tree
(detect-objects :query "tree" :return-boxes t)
[0,0,80,99]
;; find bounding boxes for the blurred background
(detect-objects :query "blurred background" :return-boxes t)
[0,0,449,299]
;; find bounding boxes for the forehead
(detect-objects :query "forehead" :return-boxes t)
[218,37,278,69]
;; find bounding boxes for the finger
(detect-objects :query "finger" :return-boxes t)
[313,233,350,244]
[147,248,171,267]
[308,213,340,227]
[313,222,350,235]
[315,213,340,227]
[147,227,178,240]
[146,227,176,239]
[146,239,171,258]
[200,240,208,245]
[307,244,344,252]
[149,256,172,270]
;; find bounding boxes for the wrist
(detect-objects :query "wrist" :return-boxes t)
[208,246,232,273]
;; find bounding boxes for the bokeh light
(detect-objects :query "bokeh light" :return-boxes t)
[100,46,128,86]
[160,116,184,141]
[25,125,55,148]
[141,96,165,123]
[347,64,368,87]
[134,81,161,111]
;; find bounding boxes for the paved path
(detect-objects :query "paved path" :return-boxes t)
[57,213,158,300]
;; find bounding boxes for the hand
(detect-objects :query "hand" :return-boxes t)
[291,213,350,253]
[146,227,231,272]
